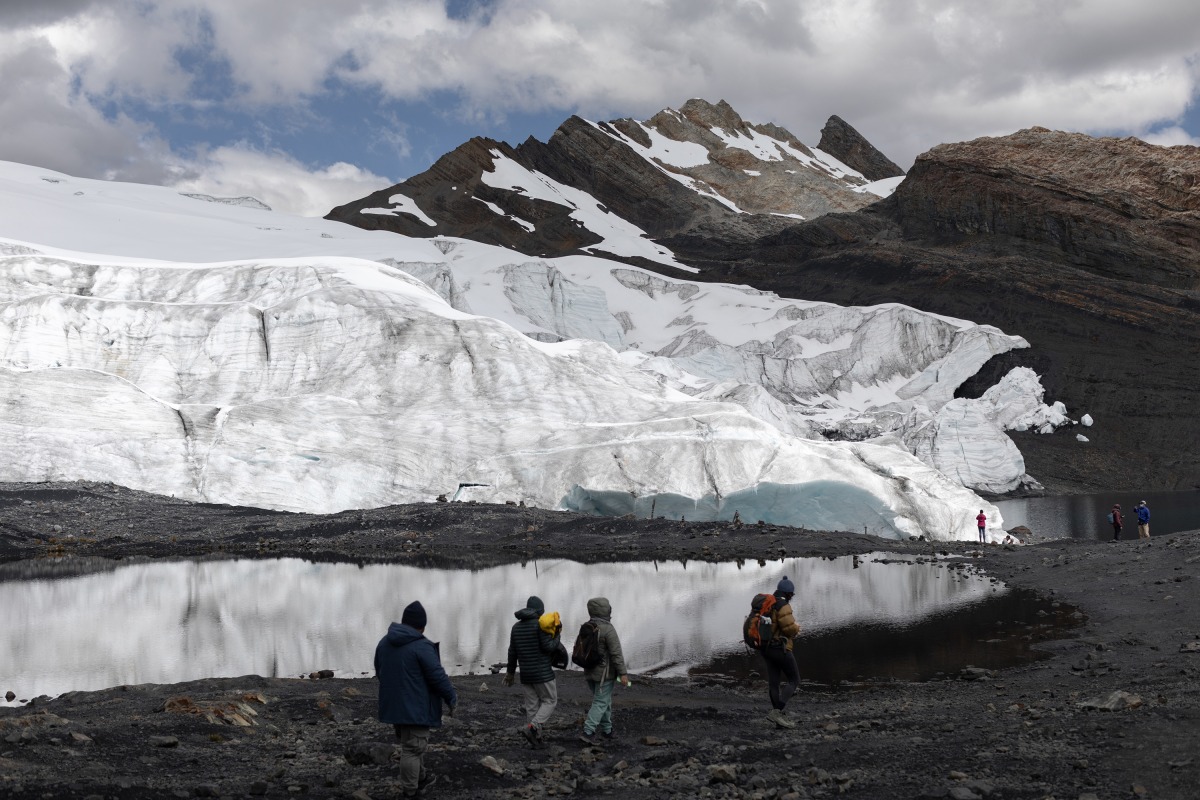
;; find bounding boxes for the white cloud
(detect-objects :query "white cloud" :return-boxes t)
[0,31,175,184]
[1140,125,1200,147]
[2,0,1199,200]
[169,146,392,217]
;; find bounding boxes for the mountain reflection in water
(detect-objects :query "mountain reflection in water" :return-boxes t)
[0,554,1076,703]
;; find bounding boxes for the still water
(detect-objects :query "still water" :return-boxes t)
[995,489,1200,541]
[0,554,1076,704]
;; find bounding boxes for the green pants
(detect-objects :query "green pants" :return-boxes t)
[583,679,615,735]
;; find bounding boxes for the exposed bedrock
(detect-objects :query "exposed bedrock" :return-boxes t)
[817,114,906,181]
[667,129,1200,493]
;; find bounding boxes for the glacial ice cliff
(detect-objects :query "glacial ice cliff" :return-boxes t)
[0,160,1077,537]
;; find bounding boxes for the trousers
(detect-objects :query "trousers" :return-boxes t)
[762,645,800,711]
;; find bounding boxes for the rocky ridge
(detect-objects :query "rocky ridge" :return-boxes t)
[326,99,894,262]
[816,114,905,182]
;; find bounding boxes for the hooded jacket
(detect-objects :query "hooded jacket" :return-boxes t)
[771,592,801,652]
[583,597,628,683]
[374,622,457,727]
[507,595,559,685]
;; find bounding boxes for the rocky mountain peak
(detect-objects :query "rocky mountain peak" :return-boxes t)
[817,115,905,181]
[327,100,906,267]
[677,98,749,135]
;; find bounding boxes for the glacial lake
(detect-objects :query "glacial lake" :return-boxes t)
[995,488,1200,541]
[0,554,1078,705]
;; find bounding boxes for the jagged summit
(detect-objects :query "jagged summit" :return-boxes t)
[326,99,904,266]
[817,115,905,181]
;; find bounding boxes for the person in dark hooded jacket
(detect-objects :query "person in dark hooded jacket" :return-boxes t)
[503,595,560,747]
[374,601,457,799]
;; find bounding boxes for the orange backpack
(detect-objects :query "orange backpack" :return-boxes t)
[742,593,777,649]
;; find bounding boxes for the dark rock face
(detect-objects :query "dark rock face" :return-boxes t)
[672,129,1200,493]
[894,128,1200,288]
[817,115,905,181]
[325,137,604,256]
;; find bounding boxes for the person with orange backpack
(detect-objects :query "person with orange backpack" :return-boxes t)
[755,576,801,728]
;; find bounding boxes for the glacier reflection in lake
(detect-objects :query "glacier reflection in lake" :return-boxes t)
[0,554,1070,703]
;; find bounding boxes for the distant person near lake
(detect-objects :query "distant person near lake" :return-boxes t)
[1109,504,1123,541]
[1136,501,1151,539]
[976,510,987,543]
[374,601,458,799]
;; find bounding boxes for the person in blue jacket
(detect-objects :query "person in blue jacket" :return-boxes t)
[1135,501,1151,539]
[375,601,457,799]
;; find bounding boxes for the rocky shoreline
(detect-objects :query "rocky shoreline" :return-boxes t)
[2,482,1199,799]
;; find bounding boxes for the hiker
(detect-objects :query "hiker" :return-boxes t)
[975,510,987,543]
[763,576,802,729]
[374,601,457,799]
[1110,504,1123,541]
[1136,501,1151,539]
[503,595,560,748]
[577,597,630,746]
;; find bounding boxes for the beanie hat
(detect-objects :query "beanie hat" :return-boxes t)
[777,576,795,595]
[401,601,427,629]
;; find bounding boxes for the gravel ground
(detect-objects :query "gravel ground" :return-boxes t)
[1,482,1198,800]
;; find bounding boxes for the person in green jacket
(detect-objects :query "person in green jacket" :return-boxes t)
[577,597,630,745]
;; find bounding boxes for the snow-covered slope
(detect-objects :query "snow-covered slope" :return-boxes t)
[0,160,1072,537]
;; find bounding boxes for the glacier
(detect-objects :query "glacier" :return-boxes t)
[0,160,1075,539]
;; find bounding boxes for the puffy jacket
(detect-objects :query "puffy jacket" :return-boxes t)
[771,595,801,652]
[1136,506,1150,524]
[582,597,628,683]
[1112,508,1123,527]
[374,623,457,727]
[507,595,559,685]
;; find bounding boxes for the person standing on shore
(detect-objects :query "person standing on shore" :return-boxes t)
[374,601,458,799]
[975,510,987,543]
[1110,504,1123,541]
[1136,501,1151,539]
[763,576,802,729]
[503,595,560,748]
[577,597,631,746]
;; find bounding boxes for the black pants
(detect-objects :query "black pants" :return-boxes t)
[1112,524,1122,540]
[761,645,799,711]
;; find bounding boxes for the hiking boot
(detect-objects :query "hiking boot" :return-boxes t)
[600,730,615,741]
[414,773,438,797]
[521,724,541,748]
[578,731,599,746]
[767,709,797,729]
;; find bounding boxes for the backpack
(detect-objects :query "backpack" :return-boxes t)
[571,621,603,669]
[1106,512,1115,524]
[550,640,569,670]
[742,593,777,649]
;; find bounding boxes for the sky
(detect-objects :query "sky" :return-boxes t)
[2,0,1198,217]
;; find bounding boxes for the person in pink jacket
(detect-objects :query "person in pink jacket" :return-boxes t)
[975,510,987,543]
